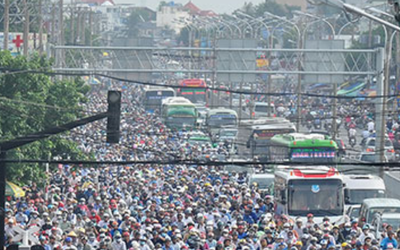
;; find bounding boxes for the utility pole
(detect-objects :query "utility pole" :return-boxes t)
[70,3,75,44]
[332,82,338,139]
[368,19,373,48]
[375,47,385,178]
[267,77,271,117]
[396,33,400,111]
[296,38,304,132]
[81,11,86,45]
[59,0,64,68]
[38,0,44,54]
[59,0,64,46]
[51,2,56,44]
[3,0,10,51]
[23,0,29,56]
[89,10,93,46]
[239,82,243,121]
[229,82,233,109]
[76,8,81,44]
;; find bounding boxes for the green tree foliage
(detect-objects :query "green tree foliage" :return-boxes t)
[0,51,92,184]
[158,1,168,11]
[177,26,190,46]
[127,8,156,38]
[235,0,300,18]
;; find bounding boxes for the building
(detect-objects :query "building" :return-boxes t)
[156,2,191,34]
[183,1,216,17]
[156,1,216,34]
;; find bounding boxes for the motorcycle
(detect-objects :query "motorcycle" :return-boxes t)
[325,123,332,133]
[306,120,313,130]
[349,136,356,148]
[336,118,342,130]
[314,118,322,129]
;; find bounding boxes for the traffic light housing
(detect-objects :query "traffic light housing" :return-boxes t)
[106,91,121,143]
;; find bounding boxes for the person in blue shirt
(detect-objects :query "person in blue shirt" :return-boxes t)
[381,231,398,250]
[243,207,258,225]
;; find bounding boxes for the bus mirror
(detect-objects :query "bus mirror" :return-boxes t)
[344,189,349,202]
[281,192,287,204]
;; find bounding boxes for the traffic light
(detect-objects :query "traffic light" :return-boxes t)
[106,91,121,143]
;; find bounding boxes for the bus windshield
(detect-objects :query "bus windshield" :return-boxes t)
[255,105,274,113]
[290,148,336,163]
[346,189,385,204]
[288,179,344,216]
[145,90,175,109]
[167,117,196,128]
[181,91,206,104]
[208,115,237,127]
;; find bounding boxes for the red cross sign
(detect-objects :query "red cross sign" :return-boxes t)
[12,35,24,48]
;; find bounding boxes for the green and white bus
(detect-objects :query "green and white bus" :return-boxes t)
[161,97,198,129]
[269,133,338,163]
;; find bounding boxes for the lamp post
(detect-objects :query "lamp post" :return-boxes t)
[264,12,303,130]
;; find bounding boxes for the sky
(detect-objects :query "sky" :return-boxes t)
[113,0,266,14]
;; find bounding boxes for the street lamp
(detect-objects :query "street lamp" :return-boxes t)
[293,10,336,39]
[264,11,304,129]
[310,0,400,31]
[230,14,254,38]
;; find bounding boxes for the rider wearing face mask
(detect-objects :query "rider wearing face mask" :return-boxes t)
[111,232,126,250]
[28,210,43,227]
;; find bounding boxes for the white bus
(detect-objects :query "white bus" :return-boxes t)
[206,108,238,137]
[274,166,345,223]
[143,87,176,113]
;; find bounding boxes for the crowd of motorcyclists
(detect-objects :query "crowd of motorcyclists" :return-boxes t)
[4,81,400,250]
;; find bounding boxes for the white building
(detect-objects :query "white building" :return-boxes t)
[156,2,191,34]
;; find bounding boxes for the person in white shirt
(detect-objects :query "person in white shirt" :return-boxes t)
[111,233,127,250]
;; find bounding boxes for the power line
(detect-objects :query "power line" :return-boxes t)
[2,158,400,168]
[0,68,397,99]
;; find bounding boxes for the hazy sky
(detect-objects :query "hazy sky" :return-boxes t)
[114,0,266,14]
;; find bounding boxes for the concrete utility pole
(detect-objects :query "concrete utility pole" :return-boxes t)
[70,3,75,44]
[59,0,64,69]
[59,0,64,47]
[3,0,10,51]
[38,0,44,54]
[23,0,29,56]
[51,2,56,44]
[375,47,385,176]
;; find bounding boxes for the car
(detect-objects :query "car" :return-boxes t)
[215,128,238,142]
[223,159,254,174]
[371,213,400,240]
[359,152,388,163]
[187,135,212,146]
[359,198,400,224]
[248,173,275,196]
[346,204,361,219]
[252,102,276,118]
[361,137,395,161]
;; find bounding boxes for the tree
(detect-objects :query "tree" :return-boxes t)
[0,51,92,184]
[127,8,155,38]
[158,1,168,11]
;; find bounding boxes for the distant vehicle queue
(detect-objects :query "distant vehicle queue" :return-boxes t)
[140,80,398,226]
